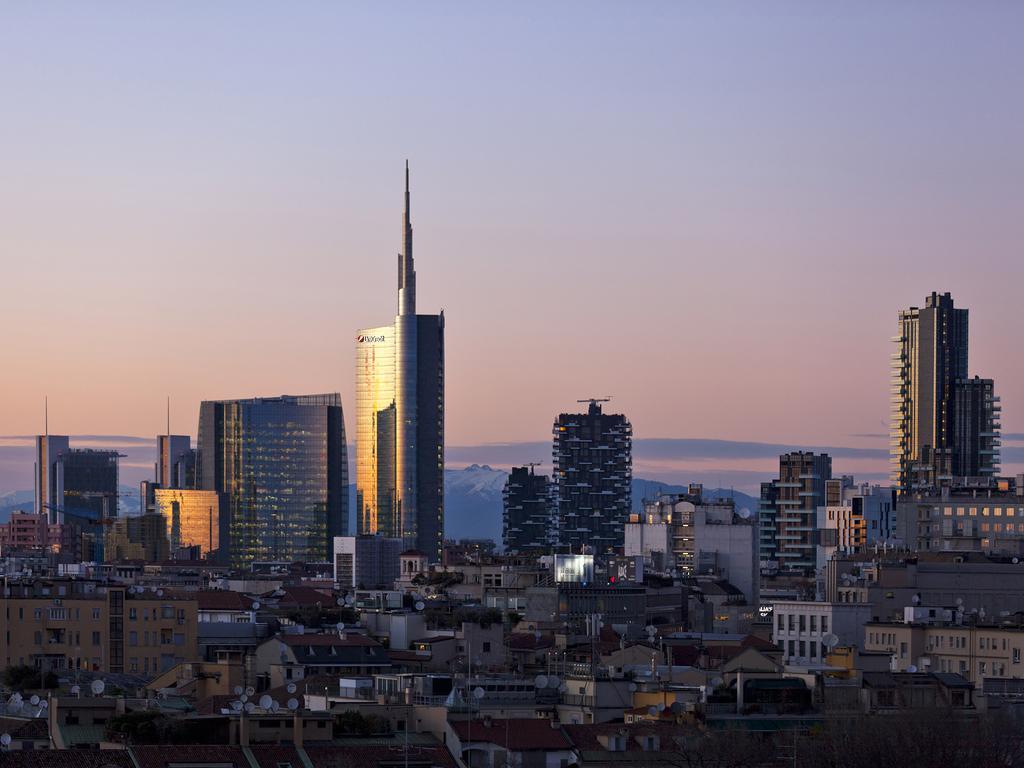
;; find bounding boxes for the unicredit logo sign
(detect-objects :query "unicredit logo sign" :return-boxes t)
[358,334,386,343]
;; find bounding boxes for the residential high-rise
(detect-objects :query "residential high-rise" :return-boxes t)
[197,394,348,567]
[952,376,1001,478]
[891,292,969,493]
[502,465,553,553]
[759,451,832,575]
[552,400,632,554]
[356,164,445,562]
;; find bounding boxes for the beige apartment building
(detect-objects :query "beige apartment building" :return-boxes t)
[0,580,198,677]
[864,618,1024,686]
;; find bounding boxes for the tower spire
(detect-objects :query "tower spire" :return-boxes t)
[398,160,415,316]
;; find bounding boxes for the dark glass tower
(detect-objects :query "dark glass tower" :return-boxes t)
[356,163,445,562]
[552,400,632,554]
[502,465,553,553]
[953,376,1001,478]
[197,394,348,567]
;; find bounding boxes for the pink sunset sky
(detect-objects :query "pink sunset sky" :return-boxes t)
[1,4,1022,492]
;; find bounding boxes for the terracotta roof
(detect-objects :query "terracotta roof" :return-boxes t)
[0,753,134,768]
[305,743,457,768]
[451,718,572,751]
[275,585,335,607]
[248,746,306,768]
[195,590,255,611]
[132,746,248,768]
[564,722,688,753]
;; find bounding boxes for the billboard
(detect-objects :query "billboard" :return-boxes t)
[554,554,595,584]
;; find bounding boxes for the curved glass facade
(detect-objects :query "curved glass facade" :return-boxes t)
[356,326,397,539]
[197,394,348,567]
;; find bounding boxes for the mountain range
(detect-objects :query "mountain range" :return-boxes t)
[0,465,760,546]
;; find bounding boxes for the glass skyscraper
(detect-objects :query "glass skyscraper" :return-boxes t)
[197,394,348,567]
[356,163,445,562]
[153,488,222,560]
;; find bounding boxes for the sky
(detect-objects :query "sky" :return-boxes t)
[1,3,1022,493]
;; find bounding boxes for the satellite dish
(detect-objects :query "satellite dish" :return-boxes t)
[91,679,105,696]
[822,633,840,649]
[628,682,638,692]
[240,694,249,703]
[234,686,244,696]
[244,702,256,714]
[270,700,280,712]
[286,683,297,694]
[956,597,964,606]
[670,702,683,714]
[558,683,568,693]
[70,685,81,696]
[29,695,40,706]
[252,601,260,610]
[907,665,918,673]
[157,589,164,597]
[547,675,560,689]
[337,597,345,606]
[39,700,48,710]
[473,687,485,700]
[534,675,549,689]
[259,695,273,709]
[345,595,355,606]
[415,601,426,612]
[287,698,299,711]
[647,706,658,716]
[912,594,921,605]
[658,703,666,712]
[245,686,255,697]
[1013,558,1020,565]
[231,701,243,712]
[337,622,345,631]
[738,508,752,519]
[0,734,10,747]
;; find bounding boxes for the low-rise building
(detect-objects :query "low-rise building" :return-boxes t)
[772,601,871,666]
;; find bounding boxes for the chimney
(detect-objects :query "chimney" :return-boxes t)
[293,712,304,748]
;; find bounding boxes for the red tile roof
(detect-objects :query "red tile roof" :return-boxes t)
[305,743,457,768]
[0,752,134,768]
[248,746,305,768]
[451,718,572,751]
[564,722,688,753]
[132,746,248,768]
[196,590,255,611]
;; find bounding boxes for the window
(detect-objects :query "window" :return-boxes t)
[777,614,784,631]
[799,641,806,657]
[34,631,42,645]
[92,631,101,646]
[1013,648,1020,664]
[92,608,101,620]
[979,661,987,676]
[129,631,138,647]
[482,642,491,653]
[821,616,829,633]
[798,615,806,632]
[810,615,817,633]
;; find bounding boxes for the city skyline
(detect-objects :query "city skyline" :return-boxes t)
[2,4,1022,457]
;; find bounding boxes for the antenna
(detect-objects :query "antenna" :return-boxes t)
[167,396,170,435]
[44,396,48,437]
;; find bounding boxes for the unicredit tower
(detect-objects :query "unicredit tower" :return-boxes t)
[355,163,444,561]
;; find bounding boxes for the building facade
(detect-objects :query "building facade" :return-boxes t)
[333,535,403,590]
[552,400,632,554]
[153,488,223,560]
[0,580,198,676]
[157,434,196,489]
[890,292,1001,493]
[502,465,553,552]
[759,452,832,575]
[355,164,445,562]
[952,376,1001,478]
[197,393,348,567]
[104,513,170,562]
